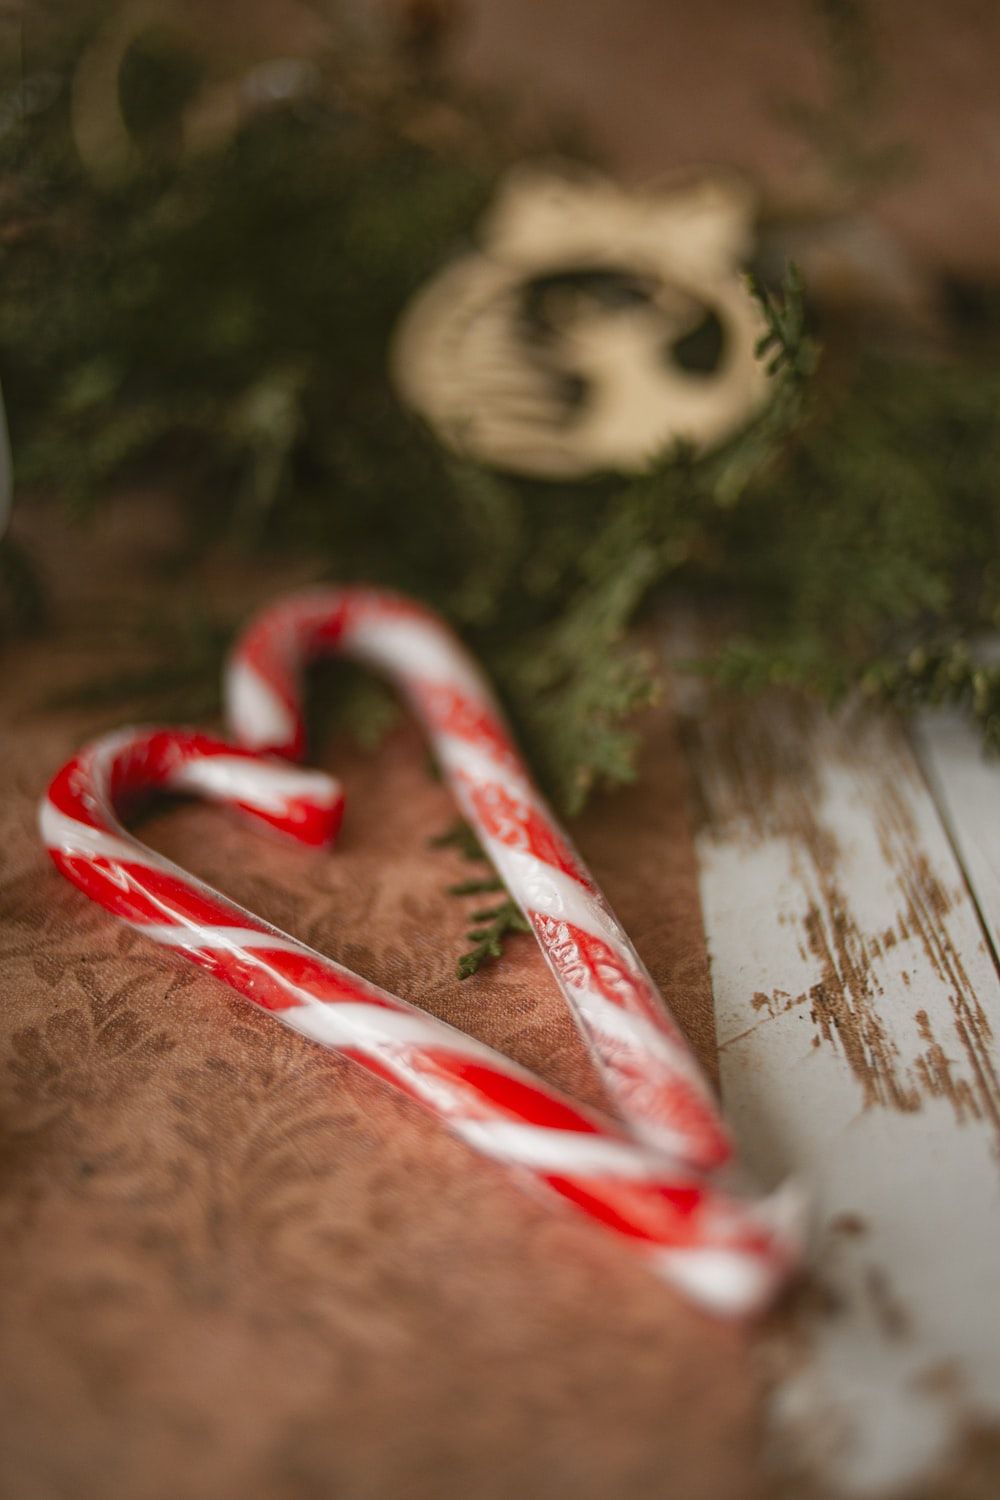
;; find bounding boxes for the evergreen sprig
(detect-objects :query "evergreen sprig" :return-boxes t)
[457,900,531,980]
[865,643,1000,751]
[429,819,487,863]
[3,15,1000,841]
[430,819,528,975]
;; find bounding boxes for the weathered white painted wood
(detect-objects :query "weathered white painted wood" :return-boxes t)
[916,709,1000,970]
[667,655,1000,1496]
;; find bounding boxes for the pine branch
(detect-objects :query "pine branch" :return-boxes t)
[5,19,1000,828]
[429,819,486,861]
[430,819,529,975]
[447,876,504,896]
[457,899,531,979]
[748,264,818,385]
[863,643,1000,752]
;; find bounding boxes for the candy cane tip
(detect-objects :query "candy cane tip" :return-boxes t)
[652,1245,788,1317]
[766,1176,809,1246]
[654,1176,805,1317]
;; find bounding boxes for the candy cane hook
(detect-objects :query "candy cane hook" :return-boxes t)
[40,725,799,1315]
[227,588,730,1173]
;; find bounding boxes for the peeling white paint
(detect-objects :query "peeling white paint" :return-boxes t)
[668,648,1000,1496]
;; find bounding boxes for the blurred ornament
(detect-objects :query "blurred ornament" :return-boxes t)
[70,0,328,186]
[391,166,771,478]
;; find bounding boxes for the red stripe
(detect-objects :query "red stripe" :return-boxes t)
[530,912,732,1169]
[466,781,586,883]
[219,946,401,1013]
[233,793,344,847]
[543,1175,707,1245]
[50,734,329,830]
[413,1054,607,1133]
[108,730,229,796]
[337,1046,428,1106]
[415,684,518,765]
[531,913,670,1026]
[48,850,400,1016]
[47,760,106,828]
[49,852,254,930]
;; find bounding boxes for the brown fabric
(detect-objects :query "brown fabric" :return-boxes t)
[0,498,762,1500]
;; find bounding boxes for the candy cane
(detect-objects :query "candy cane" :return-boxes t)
[40,724,799,1315]
[227,589,730,1173]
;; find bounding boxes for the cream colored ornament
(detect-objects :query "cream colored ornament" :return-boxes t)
[391,166,772,479]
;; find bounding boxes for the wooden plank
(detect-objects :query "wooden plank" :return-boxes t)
[915,709,1000,969]
[667,656,1000,1496]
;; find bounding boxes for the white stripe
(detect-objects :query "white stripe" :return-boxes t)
[436,733,530,801]
[566,985,679,1057]
[227,659,296,748]
[170,756,339,813]
[455,1119,661,1179]
[137,925,622,1108]
[130,924,508,1065]
[489,846,627,953]
[347,616,487,704]
[433,746,702,1087]
[39,799,149,868]
[86,725,151,769]
[555,986,705,1087]
[133,921,548,1075]
[132,923,408,1022]
[649,1246,776,1314]
[136,924,656,1139]
[137,922,302,952]
[286,997,515,1068]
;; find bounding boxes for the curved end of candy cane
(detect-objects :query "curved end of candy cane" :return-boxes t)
[41,728,346,856]
[226,654,303,759]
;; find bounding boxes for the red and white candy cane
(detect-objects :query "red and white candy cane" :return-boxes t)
[227,589,730,1173]
[40,724,799,1315]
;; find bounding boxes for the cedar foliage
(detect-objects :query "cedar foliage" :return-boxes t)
[2,9,1000,833]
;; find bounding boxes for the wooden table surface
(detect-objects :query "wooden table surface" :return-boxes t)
[667,622,1000,1496]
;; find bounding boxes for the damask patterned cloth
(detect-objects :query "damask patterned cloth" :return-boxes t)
[0,501,764,1500]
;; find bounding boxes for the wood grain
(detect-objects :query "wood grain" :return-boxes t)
[668,645,1000,1496]
[916,710,1000,973]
